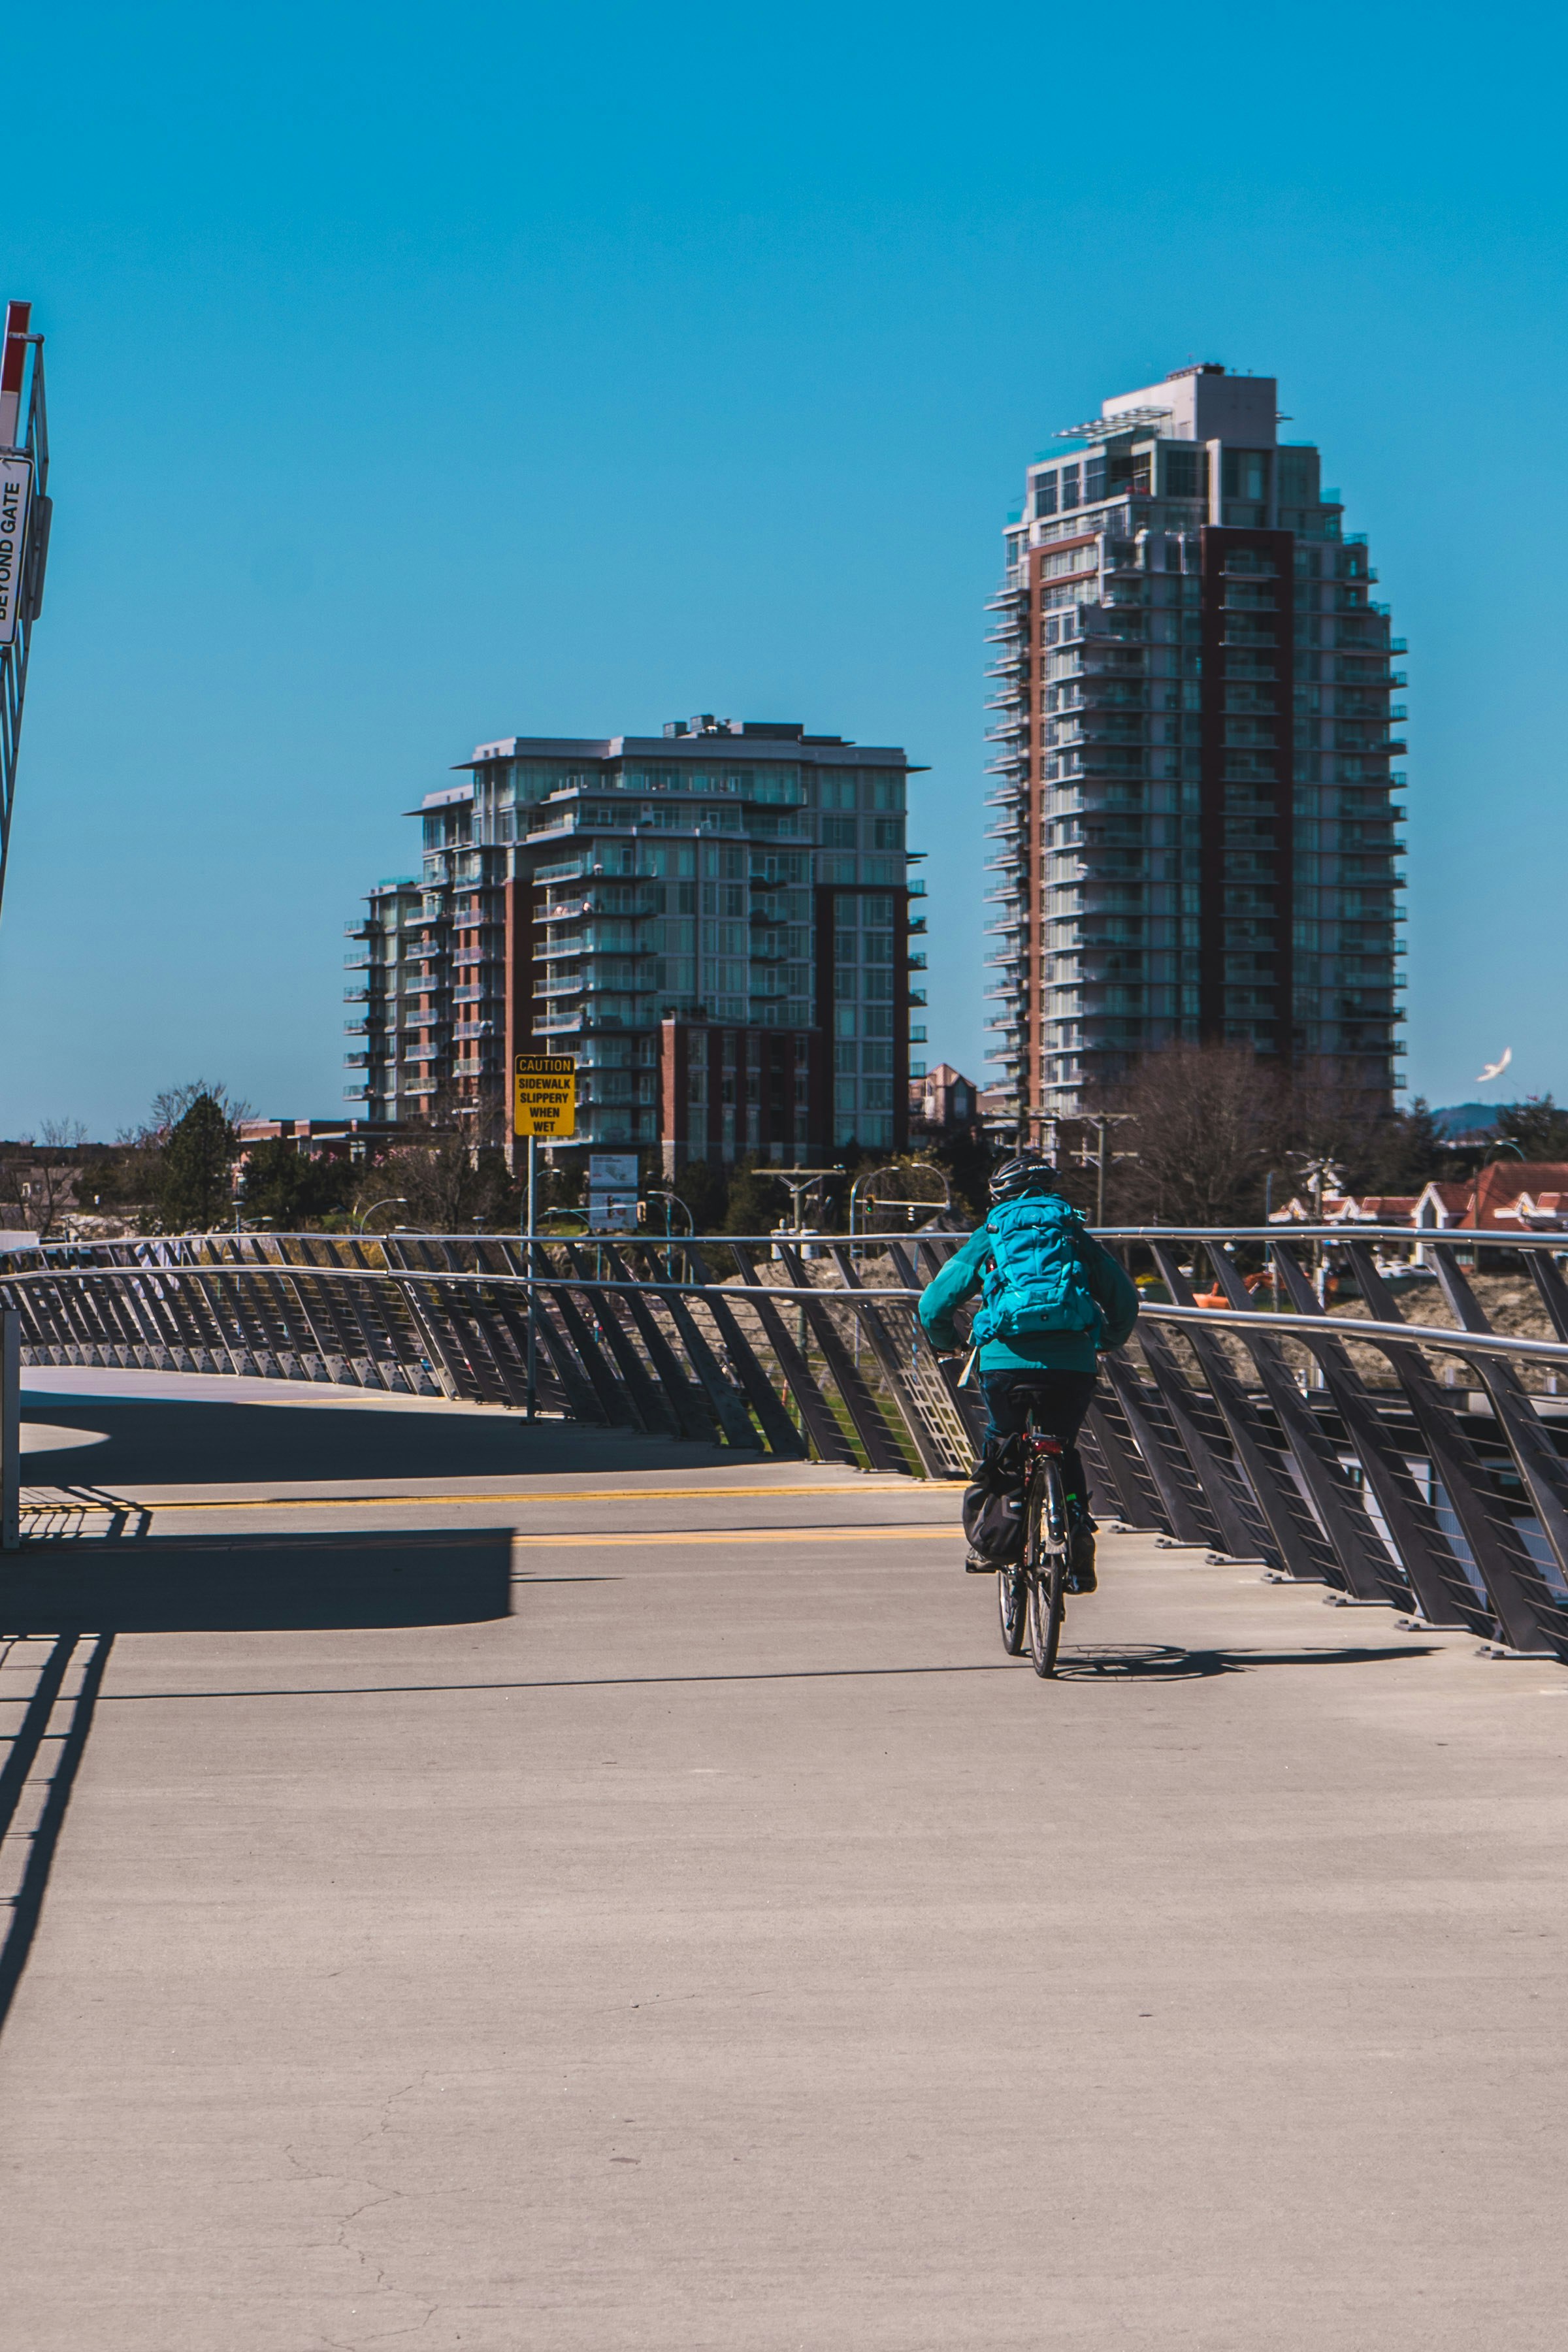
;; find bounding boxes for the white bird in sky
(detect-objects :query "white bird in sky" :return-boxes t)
[1475,1047,1513,1084]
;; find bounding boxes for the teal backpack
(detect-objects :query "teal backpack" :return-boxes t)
[970,1192,1102,1345]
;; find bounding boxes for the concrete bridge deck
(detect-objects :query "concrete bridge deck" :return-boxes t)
[1,1373,1565,2349]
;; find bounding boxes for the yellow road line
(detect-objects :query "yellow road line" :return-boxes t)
[22,1481,966,1516]
[510,1525,960,1548]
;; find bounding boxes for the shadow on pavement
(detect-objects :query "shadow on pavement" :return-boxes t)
[0,1525,514,2041]
[1053,1641,1440,1680]
[0,1525,515,1633]
[20,1388,736,1486]
[0,1629,112,2033]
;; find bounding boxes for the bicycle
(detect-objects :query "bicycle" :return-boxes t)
[996,1407,1071,1678]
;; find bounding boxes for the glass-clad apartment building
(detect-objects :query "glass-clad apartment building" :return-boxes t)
[344,717,926,1160]
[985,364,1405,1126]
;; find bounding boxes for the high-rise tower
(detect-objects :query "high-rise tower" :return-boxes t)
[985,365,1404,1127]
[344,717,924,1163]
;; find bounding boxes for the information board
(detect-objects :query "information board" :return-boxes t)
[513,1054,577,1138]
[588,1152,638,1191]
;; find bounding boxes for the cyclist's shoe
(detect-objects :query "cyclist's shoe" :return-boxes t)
[964,1550,994,1574]
[1066,1524,1098,1594]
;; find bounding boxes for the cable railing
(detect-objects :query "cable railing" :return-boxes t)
[9,1224,1568,1658]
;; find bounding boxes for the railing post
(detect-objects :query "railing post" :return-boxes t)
[1,1307,20,1550]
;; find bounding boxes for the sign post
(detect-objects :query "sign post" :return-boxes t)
[513,1055,577,1421]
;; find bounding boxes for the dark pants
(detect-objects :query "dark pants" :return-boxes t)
[980,1367,1098,1524]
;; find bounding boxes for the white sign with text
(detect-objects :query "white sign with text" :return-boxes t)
[0,455,31,645]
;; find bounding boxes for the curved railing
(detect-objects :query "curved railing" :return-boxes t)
[9,1223,1568,1660]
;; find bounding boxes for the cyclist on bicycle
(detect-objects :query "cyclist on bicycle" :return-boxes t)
[917,1152,1139,1589]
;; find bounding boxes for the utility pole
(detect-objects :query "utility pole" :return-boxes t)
[1070,1112,1138,1227]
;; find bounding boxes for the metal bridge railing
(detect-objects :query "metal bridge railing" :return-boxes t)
[10,1224,1568,1659]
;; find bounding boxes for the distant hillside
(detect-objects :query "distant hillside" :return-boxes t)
[1431,1102,1503,1141]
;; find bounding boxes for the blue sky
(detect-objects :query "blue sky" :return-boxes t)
[3,1,1565,1133]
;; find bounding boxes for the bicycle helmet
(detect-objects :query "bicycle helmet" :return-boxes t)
[987,1152,1060,1204]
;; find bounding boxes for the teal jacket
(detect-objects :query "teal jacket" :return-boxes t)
[917,1214,1140,1374]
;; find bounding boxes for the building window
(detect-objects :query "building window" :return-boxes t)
[822,815,857,848]
[1164,449,1201,499]
[1034,472,1057,517]
[1060,464,1081,510]
[1221,449,1269,503]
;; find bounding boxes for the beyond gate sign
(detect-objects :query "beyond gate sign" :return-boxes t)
[513,1053,576,1139]
[0,455,31,646]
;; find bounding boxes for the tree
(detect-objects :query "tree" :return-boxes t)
[672,1158,730,1234]
[1497,1094,1568,1161]
[723,1161,786,1235]
[158,1092,237,1230]
[353,1137,518,1232]
[920,1130,994,1225]
[1094,1042,1283,1224]
[0,1119,88,1239]
[150,1077,250,1136]
[238,1140,357,1228]
[1364,1096,1448,1195]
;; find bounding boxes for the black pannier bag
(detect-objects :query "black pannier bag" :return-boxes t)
[961,1433,1029,1564]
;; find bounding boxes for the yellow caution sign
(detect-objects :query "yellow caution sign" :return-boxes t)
[513,1054,577,1138]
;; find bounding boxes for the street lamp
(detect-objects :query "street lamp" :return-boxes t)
[849,1164,951,1239]
[1469,1139,1525,1247]
[643,1188,693,1281]
[355,1196,408,1231]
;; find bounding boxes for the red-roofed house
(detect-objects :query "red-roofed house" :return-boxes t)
[1414,1163,1568,1231]
[1268,1191,1419,1228]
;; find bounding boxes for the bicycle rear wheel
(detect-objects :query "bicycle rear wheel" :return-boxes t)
[998,1560,1027,1654]
[1026,1462,1068,1678]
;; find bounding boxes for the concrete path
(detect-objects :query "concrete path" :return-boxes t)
[1,1377,1567,2347]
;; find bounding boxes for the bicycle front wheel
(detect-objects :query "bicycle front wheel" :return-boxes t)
[1026,1462,1068,1678]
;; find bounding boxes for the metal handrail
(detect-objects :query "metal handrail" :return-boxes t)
[1095,1225,1568,1249]
[6,1252,1566,1362]
[17,1224,1568,1661]
[1147,1301,1568,1367]
[0,1260,923,1304]
[0,1229,965,1258]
